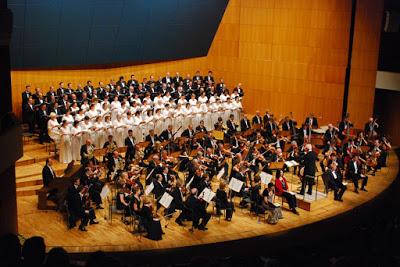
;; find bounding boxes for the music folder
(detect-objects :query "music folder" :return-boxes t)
[284,160,299,168]
[259,172,273,185]
[199,188,216,203]
[159,192,173,208]
[228,177,244,193]
[145,182,154,196]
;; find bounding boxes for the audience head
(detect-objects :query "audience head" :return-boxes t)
[45,247,70,267]
[22,236,46,266]
[0,233,21,267]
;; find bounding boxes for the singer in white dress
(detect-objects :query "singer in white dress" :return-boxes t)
[79,117,92,144]
[113,115,126,147]
[47,113,60,143]
[93,117,105,148]
[59,121,72,164]
[70,121,82,161]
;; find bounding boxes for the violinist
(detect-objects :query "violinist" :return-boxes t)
[230,133,241,154]
[275,170,299,214]
[81,162,104,209]
[116,185,132,222]
[152,174,166,200]
[103,134,118,162]
[141,196,163,240]
[107,151,124,181]
[286,141,301,174]
[186,188,211,231]
[167,180,185,215]
[347,155,368,193]
[215,182,234,221]
[66,178,99,231]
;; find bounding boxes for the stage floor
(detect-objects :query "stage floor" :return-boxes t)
[16,151,398,253]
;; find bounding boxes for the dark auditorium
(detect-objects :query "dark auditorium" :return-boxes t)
[2,0,400,266]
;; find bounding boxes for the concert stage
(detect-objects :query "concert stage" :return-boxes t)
[15,146,399,255]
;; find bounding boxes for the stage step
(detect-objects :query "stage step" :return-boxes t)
[16,185,43,197]
[15,162,66,180]
[16,176,43,188]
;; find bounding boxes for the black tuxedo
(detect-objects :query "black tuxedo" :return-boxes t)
[240,118,251,132]
[181,128,195,138]
[152,179,165,200]
[305,117,318,128]
[300,150,318,195]
[145,134,159,146]
[325,169,346,200]
[160,129,173,142]
[42,165,56,187]
[282,120,294,132]
[80,144,95,166]
[252,115,262,125]
[38,109,49,143]
[348,160,368,190]
[186,194,211,229]
[24,103,36,133]
[66,185,96,229]
[226,119,237,136]
[195,125,207,133]
[124,136,136,162]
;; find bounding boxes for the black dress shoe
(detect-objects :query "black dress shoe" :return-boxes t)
[79,226,87,231]
[361,188,368,192]
[198,225,208,231]
[89,220,99,225]
[175,219,184,226]
[292,209,299,215]
[354,189,359,194]
[338,199,343,202]
[96,205,104,209]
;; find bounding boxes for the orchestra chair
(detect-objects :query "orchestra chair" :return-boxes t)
[321,172,331,195]
[212,199,226,223]
[128,206,144,240]
[249,201,267,223]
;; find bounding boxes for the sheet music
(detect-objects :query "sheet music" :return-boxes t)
[186,176,194,189]
[199,188,216,203]
[285,160,299,168]
[100,185,110,199]
[216,168,225,180]
[159,192,173,208]
[228,177,244,193]
[145,182,154,196]
[259,172,273,185]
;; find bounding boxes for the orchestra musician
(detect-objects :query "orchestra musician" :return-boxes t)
[252,111,263,126]
[185,188,211,231]
[304,113,318,129]
[80,139,96,166]
[66,178,99,231]
[338,114,353,140]
[275,170,299,214]
[325,162,347,201]
[240,114,251,132]
[103,134,118,162]
[347,155,368,193]
[364,117,379,139]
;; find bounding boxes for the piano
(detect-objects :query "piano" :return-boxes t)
[37,161,84,210]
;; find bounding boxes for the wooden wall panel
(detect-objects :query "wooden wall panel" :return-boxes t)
[11,0,383,128]
[347,0,383,128]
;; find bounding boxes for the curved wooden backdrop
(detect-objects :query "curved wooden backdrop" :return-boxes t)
[11,0,383,128]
